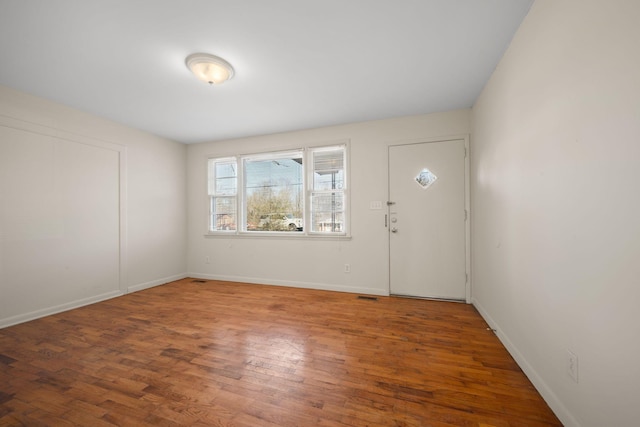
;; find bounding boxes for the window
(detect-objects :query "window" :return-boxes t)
[310,147,345,233]
[207,144,347,236]
[208,158,237,231]
[244,151,303,232]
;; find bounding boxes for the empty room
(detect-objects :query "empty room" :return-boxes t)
[1,0,638,426]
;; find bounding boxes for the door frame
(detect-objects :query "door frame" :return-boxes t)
[387,135,471,303]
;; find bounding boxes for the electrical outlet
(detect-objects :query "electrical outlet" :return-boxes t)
[344,264,351,273]
[205,256,211,264]
[567,350,579,383]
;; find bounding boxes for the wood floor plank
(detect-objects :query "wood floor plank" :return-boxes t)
[0,278,562,426]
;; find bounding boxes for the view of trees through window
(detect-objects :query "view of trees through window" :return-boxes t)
[244,155,303,231]
[207,145,346,234]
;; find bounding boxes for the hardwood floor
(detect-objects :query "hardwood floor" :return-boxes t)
[0,278,561,426]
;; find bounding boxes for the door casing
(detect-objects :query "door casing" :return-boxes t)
[387,135,471,303]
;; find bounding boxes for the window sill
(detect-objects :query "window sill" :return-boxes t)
[204,232,352,241]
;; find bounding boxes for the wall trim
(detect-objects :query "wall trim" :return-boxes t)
[0,113,128,295]
[0,290,123,329]
[127,273,189,294]
[472,297,579,427]
[188,272,389,297]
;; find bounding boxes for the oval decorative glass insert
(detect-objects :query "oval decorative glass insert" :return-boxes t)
[415,168,437,189]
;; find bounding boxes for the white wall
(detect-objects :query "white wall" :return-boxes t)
[471,1,640,426]
[188,111,469,294]
[0,85,188,327]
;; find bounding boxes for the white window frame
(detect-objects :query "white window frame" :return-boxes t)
[242,149,304,234]
[207,157,238,233]
[306,144,348,236]
[206,142,349,238]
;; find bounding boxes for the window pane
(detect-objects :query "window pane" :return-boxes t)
[415,167,437,189]
[215,161,237,195]
[310,146,345,234]
[211,196,236,231]
[313,149,344,190]
[311,192,344,232]
[208,159,236,195]
[244,154,303,232]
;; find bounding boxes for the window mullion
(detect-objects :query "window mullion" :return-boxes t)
[237,156,244,233]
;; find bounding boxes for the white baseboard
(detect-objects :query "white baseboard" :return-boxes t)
[187,272,389,297]
[0,290,123,329]
[472,297,579,427]
[0,273,189,329]
[127,273,189,294]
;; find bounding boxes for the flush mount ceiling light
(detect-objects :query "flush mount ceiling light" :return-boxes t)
[185,53,235,85]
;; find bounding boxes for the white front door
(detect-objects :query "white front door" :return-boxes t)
[389,139,468,300]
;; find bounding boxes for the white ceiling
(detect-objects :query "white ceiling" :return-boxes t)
[0,0,533,144]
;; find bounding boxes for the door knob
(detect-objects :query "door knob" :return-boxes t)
[391,227,398,233]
